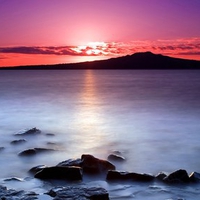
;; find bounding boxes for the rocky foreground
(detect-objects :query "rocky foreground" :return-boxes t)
[1,127,200,199]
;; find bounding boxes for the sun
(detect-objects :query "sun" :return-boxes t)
[71,42,108,56]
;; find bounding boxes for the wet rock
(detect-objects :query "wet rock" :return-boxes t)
[18,148,37,156]
[57,158,82,167]
[107,154,125,162]
[163,169,190,183]
[107,170,154,182]
[35,166,82,181]
[18,148,55,156]
[45,133,55,136]
[11,139,26,145]
[29,165,47,174]
[189,172,200,182]
[4,177,24,182]
[0,185,38,200]
[81,154,115,174]
[15,127,41,136]
[0,147,5,151]
[155,172,167,181]
[47,186,109,200]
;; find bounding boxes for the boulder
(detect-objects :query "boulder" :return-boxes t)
[57,158,82,167]
[47,186,109,200]
[155,172,167,181]
[18,148,55,156]
[15,127,41,136]
[81,154,115,174]
[189,172,200,182]
[11,139,26,145]
[107,170,154,182]
[107,154,125,162]
[163,169,190,183]
[29,165,47,174]
[0,185,38,200]
[35,166,82,181]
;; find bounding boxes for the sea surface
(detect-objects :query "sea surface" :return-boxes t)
[0,69,200,199]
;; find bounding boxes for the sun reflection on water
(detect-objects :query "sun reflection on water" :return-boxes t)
[72,70,107,154]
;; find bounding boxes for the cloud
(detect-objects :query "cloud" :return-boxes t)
[0,37,200,59]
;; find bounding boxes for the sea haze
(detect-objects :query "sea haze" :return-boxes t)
[0,70,200,198]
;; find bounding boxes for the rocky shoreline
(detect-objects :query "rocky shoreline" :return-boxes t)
[1,127,200,199]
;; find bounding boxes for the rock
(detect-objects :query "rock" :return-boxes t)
[18,148,37,156]
[46,186,109,200]
[15,127,41,136]
[155,172,167,181]
[0,147,5,151]
[18,148,55,156]
[11,139,26,145]
[107,154,125,161]
[57,158,82,167]
[4,177,24,182]
[35,166,82,181]
[0,185,38,200]
[106,170,154,182]
[189,172,200,182]
[29,165,47,174]
[163,169,190,183]
[81,154,115,174]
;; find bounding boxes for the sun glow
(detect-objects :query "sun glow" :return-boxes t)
[71,41,109,56]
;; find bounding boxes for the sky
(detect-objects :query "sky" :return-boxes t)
[0,0,200,67]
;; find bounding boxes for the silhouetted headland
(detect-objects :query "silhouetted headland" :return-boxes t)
[1,52,200,69]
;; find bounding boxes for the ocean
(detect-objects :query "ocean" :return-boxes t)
[0,69,200,199]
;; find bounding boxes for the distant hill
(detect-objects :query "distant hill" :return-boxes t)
[2,52,200,69]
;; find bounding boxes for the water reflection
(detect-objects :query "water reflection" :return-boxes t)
[73,70,106,154]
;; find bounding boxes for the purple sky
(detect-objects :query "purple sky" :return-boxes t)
[0,0,200,66]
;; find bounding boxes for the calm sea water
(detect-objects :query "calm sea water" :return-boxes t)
[0,70,200,199]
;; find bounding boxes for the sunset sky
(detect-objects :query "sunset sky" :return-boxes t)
[0,0,200,67]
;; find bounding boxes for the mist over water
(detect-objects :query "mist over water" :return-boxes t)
[0,70,200,199]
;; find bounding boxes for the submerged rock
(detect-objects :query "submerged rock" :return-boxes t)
[81,154,115,174]
[107,153,125,162]
[35,166,82,181]
[15,127,41,136]
[155,172,167,181]
[107,170,154,182]
[163,169,190,183]
[18,148,55,156]
[29,165,47,174]
[47,186,109,200]
[11,139,26,145]
[189,172,200,182]
[57,158,82,167]
[0,185,38,200]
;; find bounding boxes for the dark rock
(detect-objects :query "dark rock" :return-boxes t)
[11,139,26,145]
[15,127,41,136]
[4,177,24,182]
[0,147,5,151]
[57,158,82,167]
[18,148,55,156]
[29,165,47,174]
[45,133,55,136]
[189,172,200,182]
[35,166,82,181]
[81,154,115,174]
[107,170,154,182]
[155,172,167,181]
[107,154,125,161]
[18,148,36,156]
[47,186,109,200]
[163,169,190,183]
[0,185,38,200]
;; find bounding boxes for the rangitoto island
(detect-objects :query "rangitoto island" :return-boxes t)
[1,52,200,70]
